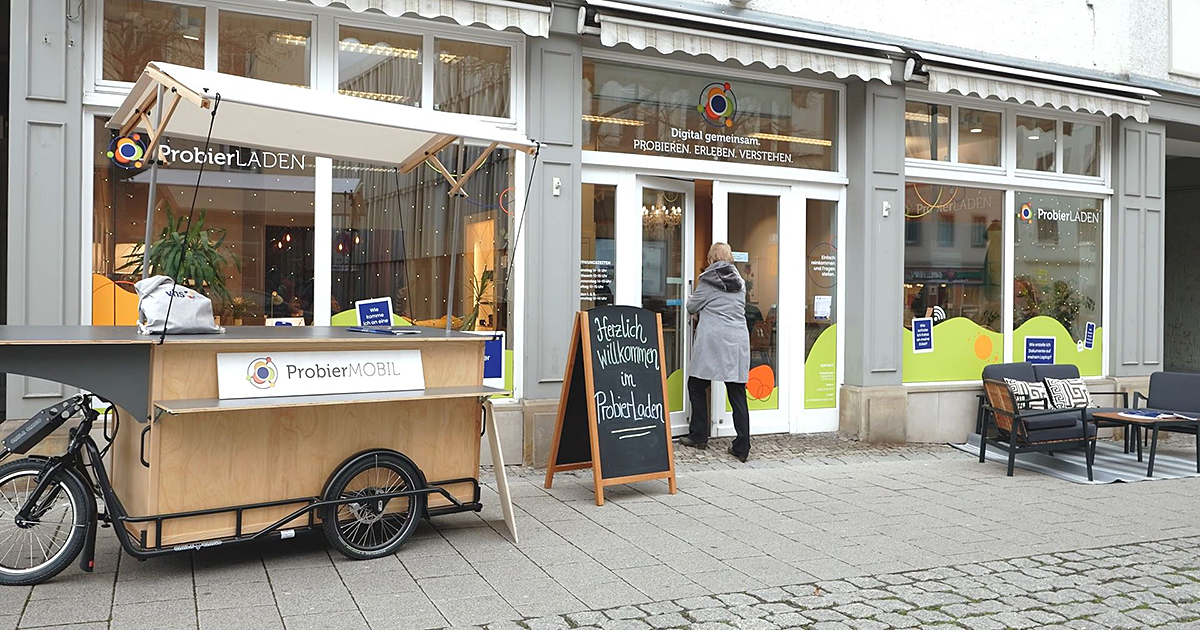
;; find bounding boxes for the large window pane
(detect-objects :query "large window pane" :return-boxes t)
[804,199,837,409]
[103,0,205,82]
[338,26,422,107]
[958,108,1001,166]
[583,59,838,170]
[728,194,780,410]
[219,12,311,86]
[904,101,950,161]
[330,145,513,337]
[903,184,1004,382]
[434,40,511,118]
[1063,122,1101,176]
[641,187,685,384]
[1014,193,1104,376]
[1017,116,1057,171]
[91,119,316,326]
[581,184,616,311]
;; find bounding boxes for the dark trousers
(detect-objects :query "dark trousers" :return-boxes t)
[687,376,751,457]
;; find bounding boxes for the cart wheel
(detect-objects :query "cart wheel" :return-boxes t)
[321,451,425,560]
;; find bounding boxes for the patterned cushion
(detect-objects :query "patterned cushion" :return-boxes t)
[1004,378,1050,410]
[1045,377,1098,409]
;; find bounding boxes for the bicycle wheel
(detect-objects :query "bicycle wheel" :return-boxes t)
[0,459,93,585]
[321,452,425,560]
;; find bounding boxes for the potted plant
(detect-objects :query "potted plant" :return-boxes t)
[460,268,494,331]
[118,208,240,305]
[228,297,255,326]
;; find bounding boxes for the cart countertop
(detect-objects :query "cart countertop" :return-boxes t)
[0,326,493,345]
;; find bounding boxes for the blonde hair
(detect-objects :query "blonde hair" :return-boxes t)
[707,242,734,266]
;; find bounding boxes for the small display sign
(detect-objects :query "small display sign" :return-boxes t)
[732,251,749,263]
[1025,336,1056,364]
[1084,322,1096,350]
[912,317,934,354]
[354,297,393,327]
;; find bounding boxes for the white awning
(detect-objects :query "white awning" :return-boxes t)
[108,62,535,187]
[594,13,893,84]
[921,53,1156,123]
[303,0,549,38]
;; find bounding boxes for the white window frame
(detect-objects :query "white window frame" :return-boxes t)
[581,48,849,186]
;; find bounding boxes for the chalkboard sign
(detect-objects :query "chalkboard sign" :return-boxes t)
[543,306,678,505]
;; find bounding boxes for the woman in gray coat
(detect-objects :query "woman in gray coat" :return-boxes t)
[679,243,752,462]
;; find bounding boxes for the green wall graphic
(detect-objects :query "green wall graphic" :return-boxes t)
[1011,316,1102,376]
[804,324,837,409]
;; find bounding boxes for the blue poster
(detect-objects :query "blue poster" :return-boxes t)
[1025,336,1056,364]
[1084,322,1096,350]
[354,297,393,327]
[483,336,503,379]
[912,317,934,353]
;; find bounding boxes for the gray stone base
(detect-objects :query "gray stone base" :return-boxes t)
[839,385,907,443]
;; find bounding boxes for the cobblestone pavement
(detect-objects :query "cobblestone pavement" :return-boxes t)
[6,434,1200,629]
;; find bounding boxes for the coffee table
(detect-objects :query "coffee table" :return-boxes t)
[1092,411,1200,477]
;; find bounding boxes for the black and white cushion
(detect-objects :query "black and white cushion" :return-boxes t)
[1003,378,1050,410]
[1044,377,1097,409]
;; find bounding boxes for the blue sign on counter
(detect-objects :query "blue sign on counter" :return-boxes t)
[1084,322,1096,350]
[912,317,934,354]
[484,336,503,379]
[1025,336,1056,364]
[354,297,393,327]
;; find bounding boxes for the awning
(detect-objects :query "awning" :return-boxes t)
[918,52,1157,123]
[584,0,896,84]
[303,0,550,38]
[108,62,536,191]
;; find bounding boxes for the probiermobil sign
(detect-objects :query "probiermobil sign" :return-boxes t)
[216,350,425,400]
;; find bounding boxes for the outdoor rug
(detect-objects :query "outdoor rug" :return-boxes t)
[953,433,1200,484]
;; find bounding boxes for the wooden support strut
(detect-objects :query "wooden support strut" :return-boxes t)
[447,142,498,197]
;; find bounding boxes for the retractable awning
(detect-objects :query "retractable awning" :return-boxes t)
[917,52,1157,123]
[302,0,550,38]
[582,0,897,84]
[108,62,536,191]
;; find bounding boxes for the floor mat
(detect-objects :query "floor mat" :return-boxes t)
[953,433,1200,484]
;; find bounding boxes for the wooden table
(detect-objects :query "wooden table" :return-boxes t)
[0,326,517,547]
[1092,411,1200,477]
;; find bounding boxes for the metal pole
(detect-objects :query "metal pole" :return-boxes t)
[444,137,467,331]
[140,84,164,279]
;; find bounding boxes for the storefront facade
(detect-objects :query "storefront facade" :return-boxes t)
[9,0,1200,462]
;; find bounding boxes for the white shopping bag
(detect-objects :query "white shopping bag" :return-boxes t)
[134,275,223,335]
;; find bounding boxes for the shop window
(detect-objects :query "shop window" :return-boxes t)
[338,26,422,107]
[958,108,1001,166]
[434,40,511,118]
[330,145,513,340]
[1013,193,1103,376]
[1063,122,1101,177]
[218,12,312,87]
[905,220,921,246]
[91,119,316,326]
[903,184,1005,383]
[582,59,838,171]
[1017,116,1057,172]
[904,101,950,162]
[580,184,616,310]
[103,0,205,82]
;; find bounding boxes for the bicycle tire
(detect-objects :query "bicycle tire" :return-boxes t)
[0,459,93,585]
[321,451,425,560]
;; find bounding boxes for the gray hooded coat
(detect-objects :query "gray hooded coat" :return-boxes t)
[686,261,750,383]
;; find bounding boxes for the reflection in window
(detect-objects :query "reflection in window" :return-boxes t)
[581,184,616,310]
[103,0,205,82]
[434,40,511,118]
[1063,122,1100,176]
[1014,193,1103,344]
[958,108,1002,166]
[1017,116,1056,171]
[903,184,1004,353]
[583,59,838,170]
[338,26,422,107]
[905,101,950,161]
[219,12,311,86]
[91,119,316,326]
[330,146,513,336]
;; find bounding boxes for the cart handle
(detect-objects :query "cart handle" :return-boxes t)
[139,426,151,468]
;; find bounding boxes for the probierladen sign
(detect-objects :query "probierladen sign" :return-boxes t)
[216,350,424,399]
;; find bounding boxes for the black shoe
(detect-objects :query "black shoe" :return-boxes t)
[728,447,748,463]
[679,436,707,450]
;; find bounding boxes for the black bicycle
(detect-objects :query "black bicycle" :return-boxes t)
[0,393,479,585]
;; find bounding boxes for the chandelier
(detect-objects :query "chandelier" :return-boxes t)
[642,203,682,230]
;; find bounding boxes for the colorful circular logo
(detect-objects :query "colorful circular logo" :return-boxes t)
[106,133,148,170]
[697,82,736,128]
[246,357,278,389]
[1018,202,1034,224]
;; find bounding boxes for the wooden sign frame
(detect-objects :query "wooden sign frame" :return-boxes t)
[543,311,678,506]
